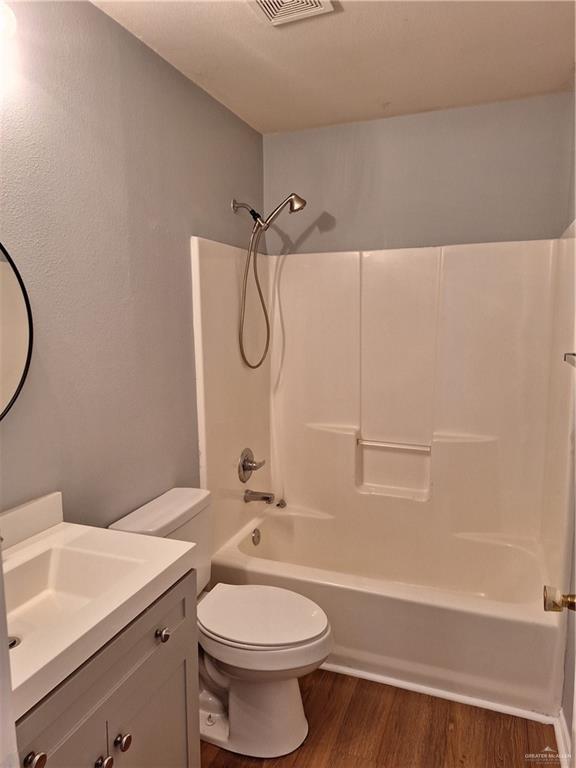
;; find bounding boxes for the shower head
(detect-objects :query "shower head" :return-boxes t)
[232,193,307,231]
[263,193,307,229]
[288,193,307,213]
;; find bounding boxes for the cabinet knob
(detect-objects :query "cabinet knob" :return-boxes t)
[113,733,133,753]
[94,756,114,768]
[23,752,48,768]
[155,627,171,643]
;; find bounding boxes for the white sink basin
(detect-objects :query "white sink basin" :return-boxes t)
[5,546,140,638]
[3,521,195,719]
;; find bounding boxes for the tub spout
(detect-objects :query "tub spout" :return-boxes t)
[244,489,275,504]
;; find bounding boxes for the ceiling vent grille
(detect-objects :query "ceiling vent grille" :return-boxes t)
[253,0,334,26]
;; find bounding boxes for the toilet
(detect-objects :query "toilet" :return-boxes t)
[110,487,333,759]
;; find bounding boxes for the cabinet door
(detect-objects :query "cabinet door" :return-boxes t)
[18,706,106,768]
[106,616,199,768]
[16,573,199,768]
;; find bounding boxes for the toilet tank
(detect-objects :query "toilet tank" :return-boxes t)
[109,488,212,594]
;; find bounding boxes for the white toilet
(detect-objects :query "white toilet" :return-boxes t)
[110,487,333,759]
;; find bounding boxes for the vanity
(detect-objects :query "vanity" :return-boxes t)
[1,494,201,768]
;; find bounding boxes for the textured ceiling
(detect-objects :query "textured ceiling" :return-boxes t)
[95,1,575,133]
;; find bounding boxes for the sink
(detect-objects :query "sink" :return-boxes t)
[2,514,195,719]
[5,546,141,640]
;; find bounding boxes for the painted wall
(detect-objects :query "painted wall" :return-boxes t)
[263,93,574,254]
[0,2,262,525]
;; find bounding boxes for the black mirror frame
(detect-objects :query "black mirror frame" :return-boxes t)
[0,240,33,421]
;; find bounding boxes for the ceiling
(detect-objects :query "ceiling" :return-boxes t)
[95,1,575,134]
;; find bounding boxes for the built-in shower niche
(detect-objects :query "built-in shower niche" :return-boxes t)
[357,438,431,501]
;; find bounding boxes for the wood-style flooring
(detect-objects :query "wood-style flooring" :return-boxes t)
[201,670,558,768]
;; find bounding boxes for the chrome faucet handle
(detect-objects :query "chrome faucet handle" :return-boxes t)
[245,458,265,471]
[238,448,266,483]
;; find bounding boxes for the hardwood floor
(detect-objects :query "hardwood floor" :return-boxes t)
[200,670,558,768]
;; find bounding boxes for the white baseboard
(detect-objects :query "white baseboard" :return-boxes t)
[554,709,573,768]
[322,661,556,724]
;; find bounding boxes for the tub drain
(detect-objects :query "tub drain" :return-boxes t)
[8,636,21,650]
[251,528,261,546]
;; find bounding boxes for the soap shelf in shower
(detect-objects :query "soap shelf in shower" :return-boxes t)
[356,437,431,501]
[564,353,576,367]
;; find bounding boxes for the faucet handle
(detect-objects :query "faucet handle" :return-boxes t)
[238,448,266,483]
[246,458,266,471]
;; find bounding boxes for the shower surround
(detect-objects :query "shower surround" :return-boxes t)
[191,235,574,718]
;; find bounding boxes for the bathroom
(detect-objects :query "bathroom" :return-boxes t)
[0,0,575,766]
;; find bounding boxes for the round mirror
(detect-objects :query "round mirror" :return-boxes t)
[0,242,33,420]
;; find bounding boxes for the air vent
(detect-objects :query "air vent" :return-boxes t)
[253,0,334,26]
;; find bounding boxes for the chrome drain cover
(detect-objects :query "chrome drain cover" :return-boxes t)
[8,636,21,650]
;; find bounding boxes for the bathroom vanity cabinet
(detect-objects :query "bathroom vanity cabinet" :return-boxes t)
[15,572,200,768]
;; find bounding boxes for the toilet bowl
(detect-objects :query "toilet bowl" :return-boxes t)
[109,488,333,759]
[197,583,332,757]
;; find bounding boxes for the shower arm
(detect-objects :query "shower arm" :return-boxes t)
[231,200,266,229]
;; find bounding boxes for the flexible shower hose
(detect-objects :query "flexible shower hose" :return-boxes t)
[239,223,270,369]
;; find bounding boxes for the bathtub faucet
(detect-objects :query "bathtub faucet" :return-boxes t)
[244,489,275,504]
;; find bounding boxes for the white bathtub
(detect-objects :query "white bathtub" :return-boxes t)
[211,508,565,719]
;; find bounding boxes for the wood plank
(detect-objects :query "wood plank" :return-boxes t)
[267,668,357,768]
[201,670,557,768]
[335,677,398,762]
[525,718,560,765]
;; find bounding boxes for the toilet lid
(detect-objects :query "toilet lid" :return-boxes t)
[197,584,329,647]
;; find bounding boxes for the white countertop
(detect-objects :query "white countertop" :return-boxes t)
[3,521,195,719]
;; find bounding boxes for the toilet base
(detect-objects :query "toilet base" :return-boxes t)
[199,677,309,758]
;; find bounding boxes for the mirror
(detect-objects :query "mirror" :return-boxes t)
[0,242,33,420]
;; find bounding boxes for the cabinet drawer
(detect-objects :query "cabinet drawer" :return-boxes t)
[17,571,197,760]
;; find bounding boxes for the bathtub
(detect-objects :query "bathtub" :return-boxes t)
[211,508,565,719]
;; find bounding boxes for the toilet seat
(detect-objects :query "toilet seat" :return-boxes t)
[198,622,333,673]
[198,623,329,651]
[197,583,333,673]
[197,583,329,648]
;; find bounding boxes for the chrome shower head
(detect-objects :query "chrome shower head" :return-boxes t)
[263,193,307,229]
[288,193,307,213]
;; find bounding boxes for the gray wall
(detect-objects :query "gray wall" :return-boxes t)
[264,93,574,254]
[0,2,262,526]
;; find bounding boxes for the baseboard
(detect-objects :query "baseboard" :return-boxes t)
[554,709,573,768]
[321,661,557,725]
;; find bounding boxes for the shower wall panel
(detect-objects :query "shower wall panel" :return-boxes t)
[434,241,555,538]
[270,238,572,549]
[191,234,573,579]
[191,237,272,551]
[269,251,360,503]
[361,248,440,445]
[360,248,440,498]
